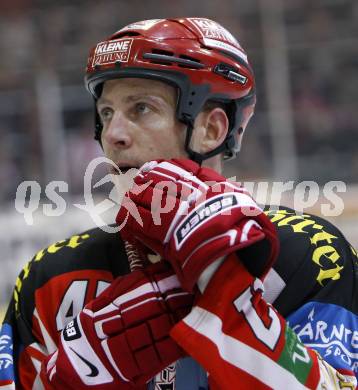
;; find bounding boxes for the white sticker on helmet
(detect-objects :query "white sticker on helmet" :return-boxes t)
[187,18,248,63]
[117,19,163,33]
[203,38,248,63]
[92,38,133,67]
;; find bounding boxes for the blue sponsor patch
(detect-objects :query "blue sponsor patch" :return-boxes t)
[287,301,358,374]
[0,323,15,382]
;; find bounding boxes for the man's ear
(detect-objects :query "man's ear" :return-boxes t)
[192,107,229,154]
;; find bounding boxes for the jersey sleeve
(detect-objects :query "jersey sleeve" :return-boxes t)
[263,207,356,317]
[265,207,358,380]
[0,297,19,389]
[0,257,49,390]
[171,253,357,389]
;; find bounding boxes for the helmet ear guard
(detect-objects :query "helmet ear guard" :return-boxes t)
[85,18,256,163]
[183,91,255,163]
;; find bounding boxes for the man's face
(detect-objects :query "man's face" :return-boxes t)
[97,78,187,172]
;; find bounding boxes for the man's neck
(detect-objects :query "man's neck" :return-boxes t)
[202,155,223,174]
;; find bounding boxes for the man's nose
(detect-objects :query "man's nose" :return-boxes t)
[102,112,133,148]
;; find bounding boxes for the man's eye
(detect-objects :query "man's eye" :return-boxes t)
[135,102,150,114]
[99,108,113,121]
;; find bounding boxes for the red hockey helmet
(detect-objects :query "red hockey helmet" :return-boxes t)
[85,18,256,162]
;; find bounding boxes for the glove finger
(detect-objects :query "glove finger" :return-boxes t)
[130,174,196,210]
[120,203,178,249]
[104,334,140,380]
[120,295,167,328]
[155,337,184,366]
[121,186,180,224]
[134,345,165,381]
[148,313,173,341]
[126,322,156,351]
[165,292,194,316]
[144,260,174,276]
[133,163,192,200]
[170,158,201,176]
[196,166,227,183]
[139,160,206,200]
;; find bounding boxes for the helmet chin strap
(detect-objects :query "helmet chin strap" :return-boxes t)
[184,118,238,166]
[184,120,205,165]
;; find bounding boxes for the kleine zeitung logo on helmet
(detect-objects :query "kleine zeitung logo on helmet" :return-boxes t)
[92,38,133,67]
[188,18,248,63]
[190,18,239,46]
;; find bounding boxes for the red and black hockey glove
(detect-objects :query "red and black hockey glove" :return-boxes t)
[41,261,193,389]
[116,159,279,292]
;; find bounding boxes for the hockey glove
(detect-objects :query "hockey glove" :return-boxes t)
[41,261,193,389]
[116,159,279,291]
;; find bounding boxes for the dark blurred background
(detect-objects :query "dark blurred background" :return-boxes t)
[0,0,357,309]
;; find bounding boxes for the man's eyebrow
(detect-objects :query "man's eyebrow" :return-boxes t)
[96,97,112,106]
[125,93,168,104]
[97,93,171,106]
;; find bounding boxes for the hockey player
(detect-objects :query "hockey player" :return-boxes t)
[0,18,357,389]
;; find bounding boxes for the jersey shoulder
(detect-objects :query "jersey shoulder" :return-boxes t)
[0,227,130,385]
[25,225,128,280]
[264,206,357,316]
[9,226,129,332]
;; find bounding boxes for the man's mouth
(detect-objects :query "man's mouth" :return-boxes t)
[111,163,140,175]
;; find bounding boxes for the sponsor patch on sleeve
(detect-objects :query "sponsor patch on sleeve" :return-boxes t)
[287,302,358,375]
[0,324,15,383]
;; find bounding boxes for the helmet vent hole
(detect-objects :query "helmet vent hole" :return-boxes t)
[143,52,205,69]
[178,54,201,69]
[152,49,174,56]
[143,49,175,65]
[180,54,200,63]
[113,32,141,38]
